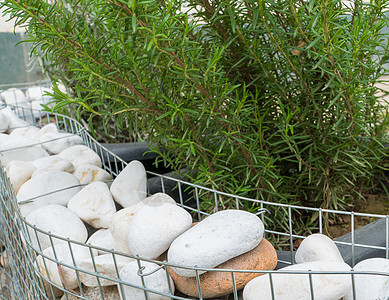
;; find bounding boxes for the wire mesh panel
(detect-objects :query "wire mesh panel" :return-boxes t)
[0,83,389,299]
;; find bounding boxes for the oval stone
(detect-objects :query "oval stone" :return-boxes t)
[17,170,81,217]
[6,160,36,193]
[243,261,351,300]
[169,238,277,298]
[67,181,116,228]
[25,204,88,251]
[72,164,112,185]
[58,145,102,168]
[128,202,192,259]
[118,261,175,300]
[110,160,147,207]
[31,155,74,177]
[344,258,389,300]
[295,233,343,263]
[168,210,264,277]
[87,229,119,255]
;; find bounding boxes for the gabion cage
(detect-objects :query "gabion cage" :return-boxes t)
[0,82,389,299]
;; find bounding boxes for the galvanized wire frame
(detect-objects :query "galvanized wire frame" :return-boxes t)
[0,83,388,299]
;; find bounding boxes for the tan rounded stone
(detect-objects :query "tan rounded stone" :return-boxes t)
[168,238,277,299]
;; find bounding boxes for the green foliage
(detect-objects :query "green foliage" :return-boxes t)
[2,0,389,221]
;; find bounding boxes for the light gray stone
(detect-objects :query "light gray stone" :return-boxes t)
[67,181,116,229]
[168,210,264,277]
[87,229,119,255]
[17,170,81,217]
[243,261,351,300]
[344,258,389,300]
[59,145,102,168]
[25,204,88,251]
[128,202,192,259]
[118,261,175,300]
[295,233,344,263]
[31,155,74,176]
[36,243,96,290]
[61,286,120,300]
[5,160,36,193]
[40,131,83,154]
[110,160,147,207]
[9,126,39,138]
[72,164,112,185]
[79,254,134,287]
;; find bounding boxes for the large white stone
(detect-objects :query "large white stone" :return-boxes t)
[110,160,147,207]
[6,160,36,193]
[40,132,83,154]
[31,155,74,177]
[295,233,344,263]
[87,229,119,255]
[0,133,12,143]
[72,164,112,185]
[59,145,102,168]
[25,205,88,251]
[109,193,176,255]
[67,182,116,229]
[118,261,174,300]
[17,170,81,217]
[0,138,49,166]
[243,261,351,300]
[344,258,389,300]
[79,254,134,287]
[31,123,58,140]
[1,107,30,132]
[1,88,27,106]
[36,243,96,290]
[168,210,264,277]
[128,202,192,259]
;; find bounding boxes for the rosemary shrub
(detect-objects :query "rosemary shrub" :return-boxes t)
[2,0,389,233]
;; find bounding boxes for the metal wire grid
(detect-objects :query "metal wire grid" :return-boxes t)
[0,85,387,299]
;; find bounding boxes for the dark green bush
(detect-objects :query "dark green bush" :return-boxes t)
[2,0,389,220]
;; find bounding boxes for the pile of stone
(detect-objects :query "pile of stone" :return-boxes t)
[0,86,53,118]
[0,108,388,300]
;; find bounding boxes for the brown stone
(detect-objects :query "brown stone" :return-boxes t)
[168,238,277,299]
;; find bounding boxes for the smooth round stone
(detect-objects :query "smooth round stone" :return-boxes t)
[61,286,120,300]
[128,202,192,259]
[87,229,119,255]
[25,205,88,251]
[72,164,112,185]
[0,138,49,166]
[110,160,147,207]
[17,170,81,217]
[40,132,83,154]
[1,88,26,106]
[31,155,74,177]
[109,193,176,255]
[118,261,175,300]
[67,181,116,228]
[295,233,344,263]
[36,243,96,290]
[79,254,134,287]
[168,210,264,277]
[243,261,351,300]
[59,145,102,168]
[1,107,29,132]
[344,258,389,300]
[5,160,36,193]
[169,238,277,298]
[32,123,58,140]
